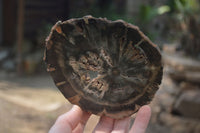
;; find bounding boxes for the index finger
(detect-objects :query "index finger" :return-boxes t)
[49,105,91,133]
[129,105,151,133]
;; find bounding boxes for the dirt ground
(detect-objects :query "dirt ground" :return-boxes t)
[0,71,100,133]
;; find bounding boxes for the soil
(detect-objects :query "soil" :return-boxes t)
[0,71,98,133]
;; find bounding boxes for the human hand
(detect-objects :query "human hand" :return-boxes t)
[49,105,151,133]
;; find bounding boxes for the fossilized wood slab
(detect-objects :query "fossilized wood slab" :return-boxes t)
[44,16,163,119]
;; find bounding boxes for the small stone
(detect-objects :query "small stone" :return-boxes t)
[159,112,198,133]
[173,90,200,119]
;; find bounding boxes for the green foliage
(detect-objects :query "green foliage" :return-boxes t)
[139,5,170,22]
[157,6,171,15]
[166,0,200,40]
[138,0,200,23]
[137,4,170,40]
[169,0,200,14]
[168,0,200,21]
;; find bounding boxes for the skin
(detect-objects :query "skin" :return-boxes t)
[49,105,151,133]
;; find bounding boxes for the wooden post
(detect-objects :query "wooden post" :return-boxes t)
[0,0,2,44]
[2,0,16,46]
[16,0,24,75]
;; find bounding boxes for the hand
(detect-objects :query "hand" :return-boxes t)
[49,105,151,133]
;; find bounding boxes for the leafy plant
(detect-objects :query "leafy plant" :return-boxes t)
[139,5,170,22]
[168,0,200,22]
[169,0,199,13]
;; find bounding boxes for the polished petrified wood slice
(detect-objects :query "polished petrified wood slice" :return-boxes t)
[44,16,163,119]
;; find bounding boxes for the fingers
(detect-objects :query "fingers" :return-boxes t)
[72,111,91,133]
[93,116,130,133]
[129,105,151,133]
[93,116,115,133]
[58,105,83,129]
[93,105,151,133]
[49,105,151,133]
[111,117,131,133]
[49,105,91,133]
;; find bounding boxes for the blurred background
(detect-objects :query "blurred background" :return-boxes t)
[0,0,200,133]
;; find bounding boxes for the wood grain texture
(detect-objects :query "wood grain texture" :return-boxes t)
[44,16,163,119]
